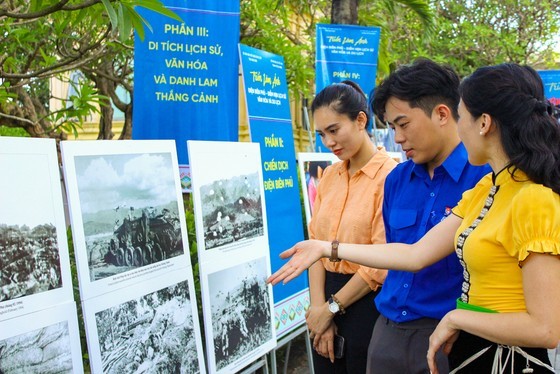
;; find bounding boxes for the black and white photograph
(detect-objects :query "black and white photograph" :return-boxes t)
[207,257,274,372]
[0,223,62,302]
[61,140,191,300]
[0,301,84,373]
[95,281,197,373]
[74,152,183,281]
[199,172,264,250]
[0,137,73,321]
[83,270,206,374]
[0,320,72,373]
[188,140,269,259]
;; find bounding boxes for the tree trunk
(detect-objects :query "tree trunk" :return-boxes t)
[97,103,115,140]
[119,104,133,140]
[94,76,115,140]
[331,0,359,24]
[83,57,133,140]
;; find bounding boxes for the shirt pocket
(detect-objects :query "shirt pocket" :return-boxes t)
[388,209,417,230]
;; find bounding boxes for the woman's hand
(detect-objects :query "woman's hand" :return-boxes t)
[312,322,337,363]
[306,304,334,340]
[427,312,460,374]
[267,240,330,285]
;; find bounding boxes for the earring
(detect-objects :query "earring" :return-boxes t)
[479,131,484,135]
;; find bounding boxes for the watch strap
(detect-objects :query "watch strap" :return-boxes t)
[329,240,341,262]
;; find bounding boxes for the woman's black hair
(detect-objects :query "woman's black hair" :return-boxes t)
[459,63,560,194]
[311,80,370,124]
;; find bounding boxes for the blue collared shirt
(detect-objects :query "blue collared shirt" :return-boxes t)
[376,143,491,322]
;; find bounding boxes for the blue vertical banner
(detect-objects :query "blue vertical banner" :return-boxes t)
[315,23,381,151]
[239,44,308,338]
[539,70,560,106]
[133,1,240,164]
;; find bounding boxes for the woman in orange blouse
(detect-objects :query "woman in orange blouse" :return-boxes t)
[306,81,397,373]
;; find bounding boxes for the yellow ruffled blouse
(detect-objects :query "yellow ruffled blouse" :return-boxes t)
[452,168,560,313]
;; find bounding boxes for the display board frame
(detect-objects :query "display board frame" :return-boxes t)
[61,140,192,300]
[0,137,74,321]
[0,301,84,373]
[188,140,277,374]
[82,268,206,373]
[296,152,340,226]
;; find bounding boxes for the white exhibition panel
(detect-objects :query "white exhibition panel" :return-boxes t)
[188,140,277,374]
[82,268,206,374]
[60,140,192,301]
[0,137,74,322]
[0,301,84,373]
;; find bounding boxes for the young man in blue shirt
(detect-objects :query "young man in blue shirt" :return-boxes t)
[366,59,491,373]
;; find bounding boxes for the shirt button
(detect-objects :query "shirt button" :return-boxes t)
[430,192,435,197]
[403,284,409,288]
[402,311,407,316]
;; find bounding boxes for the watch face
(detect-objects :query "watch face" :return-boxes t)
[328,300,339,314]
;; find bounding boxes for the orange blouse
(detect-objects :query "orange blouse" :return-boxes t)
[309,147,397,290]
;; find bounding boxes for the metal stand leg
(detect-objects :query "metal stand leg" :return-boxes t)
[282,340,292,374]
[271,348,278,374]
[305,329,314,374]
[269,324,315,374]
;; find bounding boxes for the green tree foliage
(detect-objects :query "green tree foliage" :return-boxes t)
[240,0,434,99]
[383,0,560,76]
[2,1,558,138]
[0,0,178,139]
[240,0,328,99]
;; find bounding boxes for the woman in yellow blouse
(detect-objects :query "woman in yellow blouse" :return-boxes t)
[269,64,560,373]
[306,80,397,372]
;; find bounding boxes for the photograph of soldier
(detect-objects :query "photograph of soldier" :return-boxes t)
[0,320,73,373]
[0,223,62,302]
[94,280,199,374]
[199,172,264,250]
[208,257,273,371]
[72,153,185,281]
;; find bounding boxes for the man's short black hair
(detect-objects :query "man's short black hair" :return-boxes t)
[372,58,460,123]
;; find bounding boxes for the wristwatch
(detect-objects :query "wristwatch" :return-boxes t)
[327,295,346,315]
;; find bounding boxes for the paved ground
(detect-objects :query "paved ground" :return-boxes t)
[278,333,311,374]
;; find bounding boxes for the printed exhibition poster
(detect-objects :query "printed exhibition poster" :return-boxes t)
[61,140,191,300]
[539,70,560,106]
[188,140,276,373]
[239,44,309,338]
[315,23,381,152]
[133,1,240,164]
[0,137,74,322]
[0,301,84,373]
[83,268,206,374]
